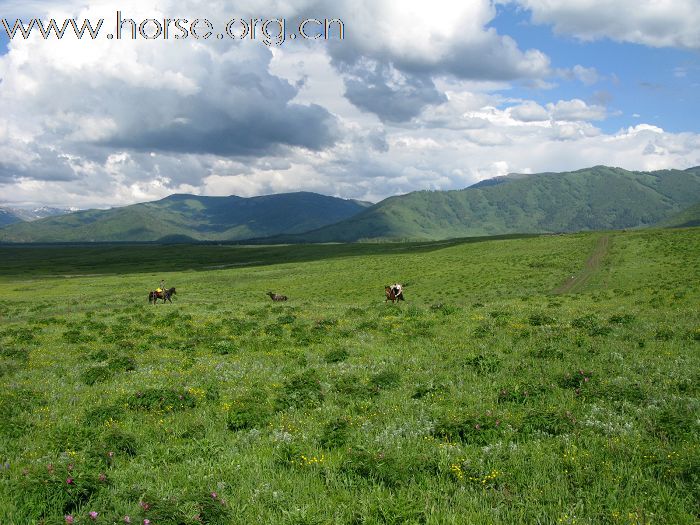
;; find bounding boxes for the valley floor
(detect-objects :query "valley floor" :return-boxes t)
[0,229,698,524]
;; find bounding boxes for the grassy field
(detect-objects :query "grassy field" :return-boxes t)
[0,229,698,524]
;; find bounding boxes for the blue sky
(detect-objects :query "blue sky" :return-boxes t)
[0,0,699,207]
[490,3,700,134]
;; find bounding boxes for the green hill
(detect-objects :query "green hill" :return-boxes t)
[294,166,700,241]
[658,201,700,228]
[0,192,369,243]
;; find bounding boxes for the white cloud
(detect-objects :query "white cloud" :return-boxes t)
[0,0,698,208]
[546,99,607,121]
[572,65,600,85]
[513,0,700,49]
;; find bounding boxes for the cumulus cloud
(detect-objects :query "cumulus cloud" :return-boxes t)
[0,0,698,208]
[508,99,606,123]
[513,0,700,49]
[546,99,607,121]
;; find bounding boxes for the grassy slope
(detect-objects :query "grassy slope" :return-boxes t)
[298,166,700,241]
[0,193,370,243]
[658,201,700,228]
[0,228,698,524]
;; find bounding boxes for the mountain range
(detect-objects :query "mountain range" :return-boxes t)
[0,166,698,243]
[0,206,76,227]
[0,193,369,242]
[287,165,700,242]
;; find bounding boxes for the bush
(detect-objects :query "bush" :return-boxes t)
[464,353,501,375]
[529,313,556,326]
[369,369,401,391]
[107,355,137,372]
[497,382,549,404]
[608,313,636,325]
[324,347,349,364]
[333,374,377,398]
[319,416,352,449]
[520,408,576,436]
[81,365,113,386]
[123,388,197,411]
[227,394,270,431]
[276,369,324,410]
[433,412,504,445]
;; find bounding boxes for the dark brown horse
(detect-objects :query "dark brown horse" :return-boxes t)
[266,291,288,302]
[385,285,404,303]
[149,287,177,304]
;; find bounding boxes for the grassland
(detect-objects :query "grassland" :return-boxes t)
[0,229,698,524]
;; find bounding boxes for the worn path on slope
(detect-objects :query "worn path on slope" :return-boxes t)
[552,235,611,294]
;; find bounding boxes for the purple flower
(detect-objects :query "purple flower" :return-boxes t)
[210,491,218,499]
[65,516,75,524]
[144,520,151,525]
[123,517,131,524]
[89,511,99,520]
[66,477,74,485]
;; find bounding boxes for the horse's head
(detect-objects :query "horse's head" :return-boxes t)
[169,287,177,295]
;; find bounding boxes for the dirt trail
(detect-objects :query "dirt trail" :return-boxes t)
[552,235,611,294]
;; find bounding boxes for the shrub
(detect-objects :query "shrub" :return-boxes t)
[369,369,401,391]
[520,408,576,436]
[529,313,556,326]
[83,404,124,426]
[608,313,636,325]
[333,374,377,398]
[276,369,324,410]
[464,353,501,375]
[319,416,352,449]
[107,355,137,372]
[497,382,549,404]
[123,388,197,411]
[433,412,504,445]
[324,347,349,364]
[81,365,113,386]
[227,394,270,431]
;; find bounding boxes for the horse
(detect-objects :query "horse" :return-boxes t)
[149,287,177,304]
[385,285,405,303]
[266,291,288,302]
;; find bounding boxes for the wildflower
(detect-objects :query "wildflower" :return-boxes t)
[89,511,99,520]
[98,473,107,482]
[139,501,150,511]
[66,477,74,484]
[123,517,131,524]
[108,451,115,458]
[67,463,74,471]
[47,464,55,474]
[65,516,75,524]
[144,520,151,525]
[210,491,218,499]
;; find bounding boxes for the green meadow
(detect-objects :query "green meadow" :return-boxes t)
[0,229,698,524]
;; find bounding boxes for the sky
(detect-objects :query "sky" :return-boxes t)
[0,0,699,208]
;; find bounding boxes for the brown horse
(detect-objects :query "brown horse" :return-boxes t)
[149,287,177,304]
[266,291,288,302]
[385,285,404,303]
